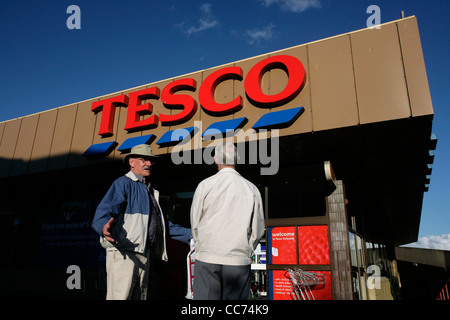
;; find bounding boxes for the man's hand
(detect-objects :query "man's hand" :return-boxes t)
[102,218,117,245]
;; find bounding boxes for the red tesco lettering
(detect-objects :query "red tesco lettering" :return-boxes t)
[92,55,306,136]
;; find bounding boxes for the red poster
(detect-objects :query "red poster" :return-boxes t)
[270,270,296,300]
[298,225,330,265]
[270,270,332,300]
[269,225,333,300]
[308,271,332,300]
[270,227,297,264]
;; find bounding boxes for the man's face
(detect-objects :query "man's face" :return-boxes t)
[129,156,154,177]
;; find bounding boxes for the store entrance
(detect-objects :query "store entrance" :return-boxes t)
[154,156,335,300]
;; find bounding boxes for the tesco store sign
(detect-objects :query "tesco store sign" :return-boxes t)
[92,55,306,137]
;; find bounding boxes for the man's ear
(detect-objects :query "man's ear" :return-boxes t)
[129,157,135,168]
[213,155,218,165]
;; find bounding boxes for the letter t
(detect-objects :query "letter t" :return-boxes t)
[92,95,129,136]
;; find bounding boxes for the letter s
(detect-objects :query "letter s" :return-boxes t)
[160,78,197,125]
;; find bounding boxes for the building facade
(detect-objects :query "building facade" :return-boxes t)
[0,16,435,300]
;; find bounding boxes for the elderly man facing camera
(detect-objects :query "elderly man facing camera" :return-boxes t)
[190,142,265,300]
[92,144,192,300]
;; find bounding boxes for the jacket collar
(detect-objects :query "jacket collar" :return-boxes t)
[217,167,240,175]
[126,171,139,181]
[126,171,149,183]
[126,171,157,194]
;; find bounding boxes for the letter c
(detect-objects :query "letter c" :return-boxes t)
[225,305,232,314]
[234,306,241,314]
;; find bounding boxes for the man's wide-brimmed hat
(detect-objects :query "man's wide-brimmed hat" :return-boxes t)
[123,144,158,163]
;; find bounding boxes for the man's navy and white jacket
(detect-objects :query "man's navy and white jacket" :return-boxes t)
[92,171,192,261]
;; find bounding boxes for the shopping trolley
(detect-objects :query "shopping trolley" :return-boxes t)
[285,267,326,300]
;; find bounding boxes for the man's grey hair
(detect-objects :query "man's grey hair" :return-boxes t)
[214,142,239,166]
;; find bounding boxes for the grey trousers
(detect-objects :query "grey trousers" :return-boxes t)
[193,260,251,300]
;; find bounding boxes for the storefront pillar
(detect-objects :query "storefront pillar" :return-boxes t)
[326,180,353,300]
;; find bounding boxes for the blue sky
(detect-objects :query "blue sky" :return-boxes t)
[1,0,449,249]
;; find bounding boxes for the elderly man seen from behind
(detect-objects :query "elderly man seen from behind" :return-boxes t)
[190,142,265,300]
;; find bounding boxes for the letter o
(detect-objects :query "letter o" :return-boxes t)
[199,66,243,115]
[244,55,306,107]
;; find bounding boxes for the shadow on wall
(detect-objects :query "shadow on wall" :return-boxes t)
[0,152,117,299]
[0,151,196,300]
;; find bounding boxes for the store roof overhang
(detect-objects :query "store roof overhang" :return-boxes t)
[395,246,450,270]
[275,115,435,246]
